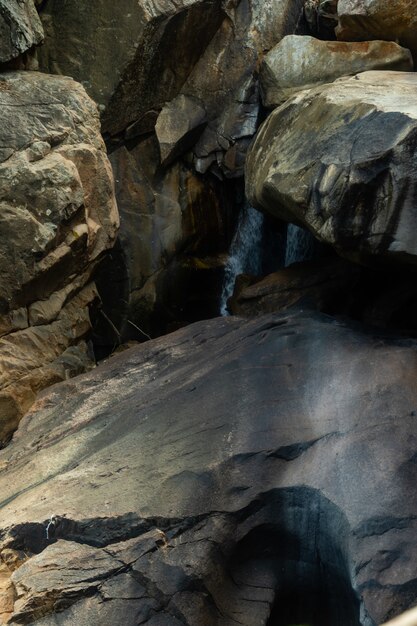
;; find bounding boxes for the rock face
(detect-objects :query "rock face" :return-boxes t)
[37,0,309,340]
[336,0,417,62]
[37,0,225,135]
[0,0,43,64]
[0,71,118,443]
[104,137,236,342]
[0,311,415,625]
[261,35,413,108]
[246,71,417,266]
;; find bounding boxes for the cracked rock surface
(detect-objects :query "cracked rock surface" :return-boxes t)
[0,71,118,443]
[0,0,43,64]
[0,311,416,624]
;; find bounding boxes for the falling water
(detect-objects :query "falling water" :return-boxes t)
[220,203,264,315]
[285,223,315,267]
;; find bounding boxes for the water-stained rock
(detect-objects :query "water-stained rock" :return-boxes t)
[246,71,417,266]
[0,71,118,442]
[0,0,43,64]
[0,311,416,624]
[261,35,413,108]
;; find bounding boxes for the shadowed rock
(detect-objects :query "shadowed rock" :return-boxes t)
[0,311,416,624]
[0,0,43,64]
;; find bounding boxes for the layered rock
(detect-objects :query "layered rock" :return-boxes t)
[0,311,416,624]
[336,0,417,62]
[0,0,43,64]
[0,71,118,443]
[261,35,413,108]
[246,71,417,266]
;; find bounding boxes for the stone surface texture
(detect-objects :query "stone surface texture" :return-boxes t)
[0,312,416,625]
[0,71,118,443]
[0,0,43,64]
[336,0,417,61]
[36,0,310,342]
[228,257,359,317]
[246,71,417,266]
[261,35,413,108]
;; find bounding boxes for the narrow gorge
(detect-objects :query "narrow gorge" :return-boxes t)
[0,1,416,625]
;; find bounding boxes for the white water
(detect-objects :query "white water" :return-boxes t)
[220,203,264,315]
[285,223,315,267]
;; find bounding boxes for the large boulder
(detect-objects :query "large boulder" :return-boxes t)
[336,0,417,62]
[0,311,416,625]
[0,71,118,442]
[246,71,417,266]
[0,0,43,64]
[261,35,413,108]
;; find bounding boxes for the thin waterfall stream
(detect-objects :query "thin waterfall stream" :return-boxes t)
[220,201,316,315]
[220,203,264,315]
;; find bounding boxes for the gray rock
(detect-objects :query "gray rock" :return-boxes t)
[155,94,207,167]
[0,0,43,63]
[0,71,118,442]
[0,311,416,624]
[246,71,417,266]
[261,35,413,108]
[37,0,225,136]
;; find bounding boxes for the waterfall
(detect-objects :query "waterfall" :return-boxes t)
[285,223,315,267]
[220,203,264,315]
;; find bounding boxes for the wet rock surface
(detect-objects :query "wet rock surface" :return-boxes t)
[246,71,417,266]
[0,311,416,624]
[0,71,118,443]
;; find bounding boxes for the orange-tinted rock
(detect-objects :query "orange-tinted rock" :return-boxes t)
[337,0,417,62]
[261,35,413,108]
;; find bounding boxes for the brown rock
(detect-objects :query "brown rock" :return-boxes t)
[261,35,413,108]
[228,257,359,317]
[336,0,417,62]
[0,71,118,442]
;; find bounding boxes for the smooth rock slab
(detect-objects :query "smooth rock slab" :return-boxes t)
[246,71,417,266]
[0,311,416,624]
[260,35,413,108]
